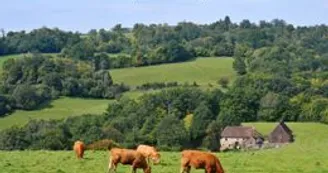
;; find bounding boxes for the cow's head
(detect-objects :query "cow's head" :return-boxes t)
[151,152,161,164]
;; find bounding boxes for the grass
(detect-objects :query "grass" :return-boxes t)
[1,122,328,173]
[110,57,235,87]
[0,97,112,130]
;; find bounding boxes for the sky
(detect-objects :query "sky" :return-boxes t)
[1,0,328,33]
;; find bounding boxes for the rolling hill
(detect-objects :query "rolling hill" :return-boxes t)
[0,56,235,130]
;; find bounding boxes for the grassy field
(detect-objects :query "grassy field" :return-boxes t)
[1,122,327,173]
[0,97,112,130]
[111,57,235,87]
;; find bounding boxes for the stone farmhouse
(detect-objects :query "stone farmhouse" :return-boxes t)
[220,126,264,151]
[220,121,293,151]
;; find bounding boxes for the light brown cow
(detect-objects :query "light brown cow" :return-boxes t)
[180,150,224,173]
[73,140,85,159]
[136,144,161,165]
[108,147,151,173]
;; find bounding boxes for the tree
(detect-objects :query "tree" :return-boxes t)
[155,115,188,149]
[0,95,12,117]
[257,92,291,121]
[12,84,46,110]
[61,40,95,60]
[190,102,214,142]
[202,120,223,151]
[233,44,251,75]
[219,87,260,123]
[218,77,229,88]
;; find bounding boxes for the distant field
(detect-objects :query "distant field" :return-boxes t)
[111,57,235,87]
[0,97,112,130]
[1,122,327,173]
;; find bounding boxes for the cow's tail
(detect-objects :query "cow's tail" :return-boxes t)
[215,157,225,173]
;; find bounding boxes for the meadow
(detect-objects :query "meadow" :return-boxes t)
[110,57,235,87]
[0,97,112,130]
[1,122,327,173]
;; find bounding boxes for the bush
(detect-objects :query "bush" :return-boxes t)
[86,139,120,150]
[136,82,179,91]
[218,77,230,88]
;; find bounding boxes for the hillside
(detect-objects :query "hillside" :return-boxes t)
[0,97,111,130]
[111,57,235,87]
[0,57,233,130]
[1,122,327,173]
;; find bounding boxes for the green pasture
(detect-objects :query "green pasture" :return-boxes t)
[110,57,235,87]
[1,122,327,173]
[0,97,111,130]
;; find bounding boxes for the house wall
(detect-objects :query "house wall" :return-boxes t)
[269,127,292,143]
[220,137,245,149]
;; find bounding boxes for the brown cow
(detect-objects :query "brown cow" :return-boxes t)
[136,144,161,165]
[180,150,224,173]
[108,147,151,173]
[73,140,85,159]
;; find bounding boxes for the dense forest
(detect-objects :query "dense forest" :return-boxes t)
[0,17,328,151]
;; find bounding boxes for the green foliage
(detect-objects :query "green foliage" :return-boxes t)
[12,84,51,110]
[0,87,223,150]
[0,95,12,117]
[218,76,229,88]
[258,92,291,121]
[155,115,188,149]
[190,101,214,141]
[0,53,129,113]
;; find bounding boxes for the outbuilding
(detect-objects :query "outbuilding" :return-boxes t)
[268,120,293,143]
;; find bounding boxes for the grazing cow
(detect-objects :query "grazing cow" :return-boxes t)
[73,140,85,159]
[108,147,151,173]
[136,144,161,165]
[180,150,224,173]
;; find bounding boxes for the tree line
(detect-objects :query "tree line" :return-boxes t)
[1,17,327,68]
[0,87,225,151]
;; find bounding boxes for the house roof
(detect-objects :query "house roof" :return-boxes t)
[271,121,293,135]
[221,126,263,138]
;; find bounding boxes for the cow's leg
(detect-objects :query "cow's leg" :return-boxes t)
[131,167,137,173]
[180,157,190,173]
[180,165,190,173]
[205,166,212,173]
[107,157,114,173]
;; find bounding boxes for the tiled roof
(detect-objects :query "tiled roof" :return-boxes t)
[221,126,262,138]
